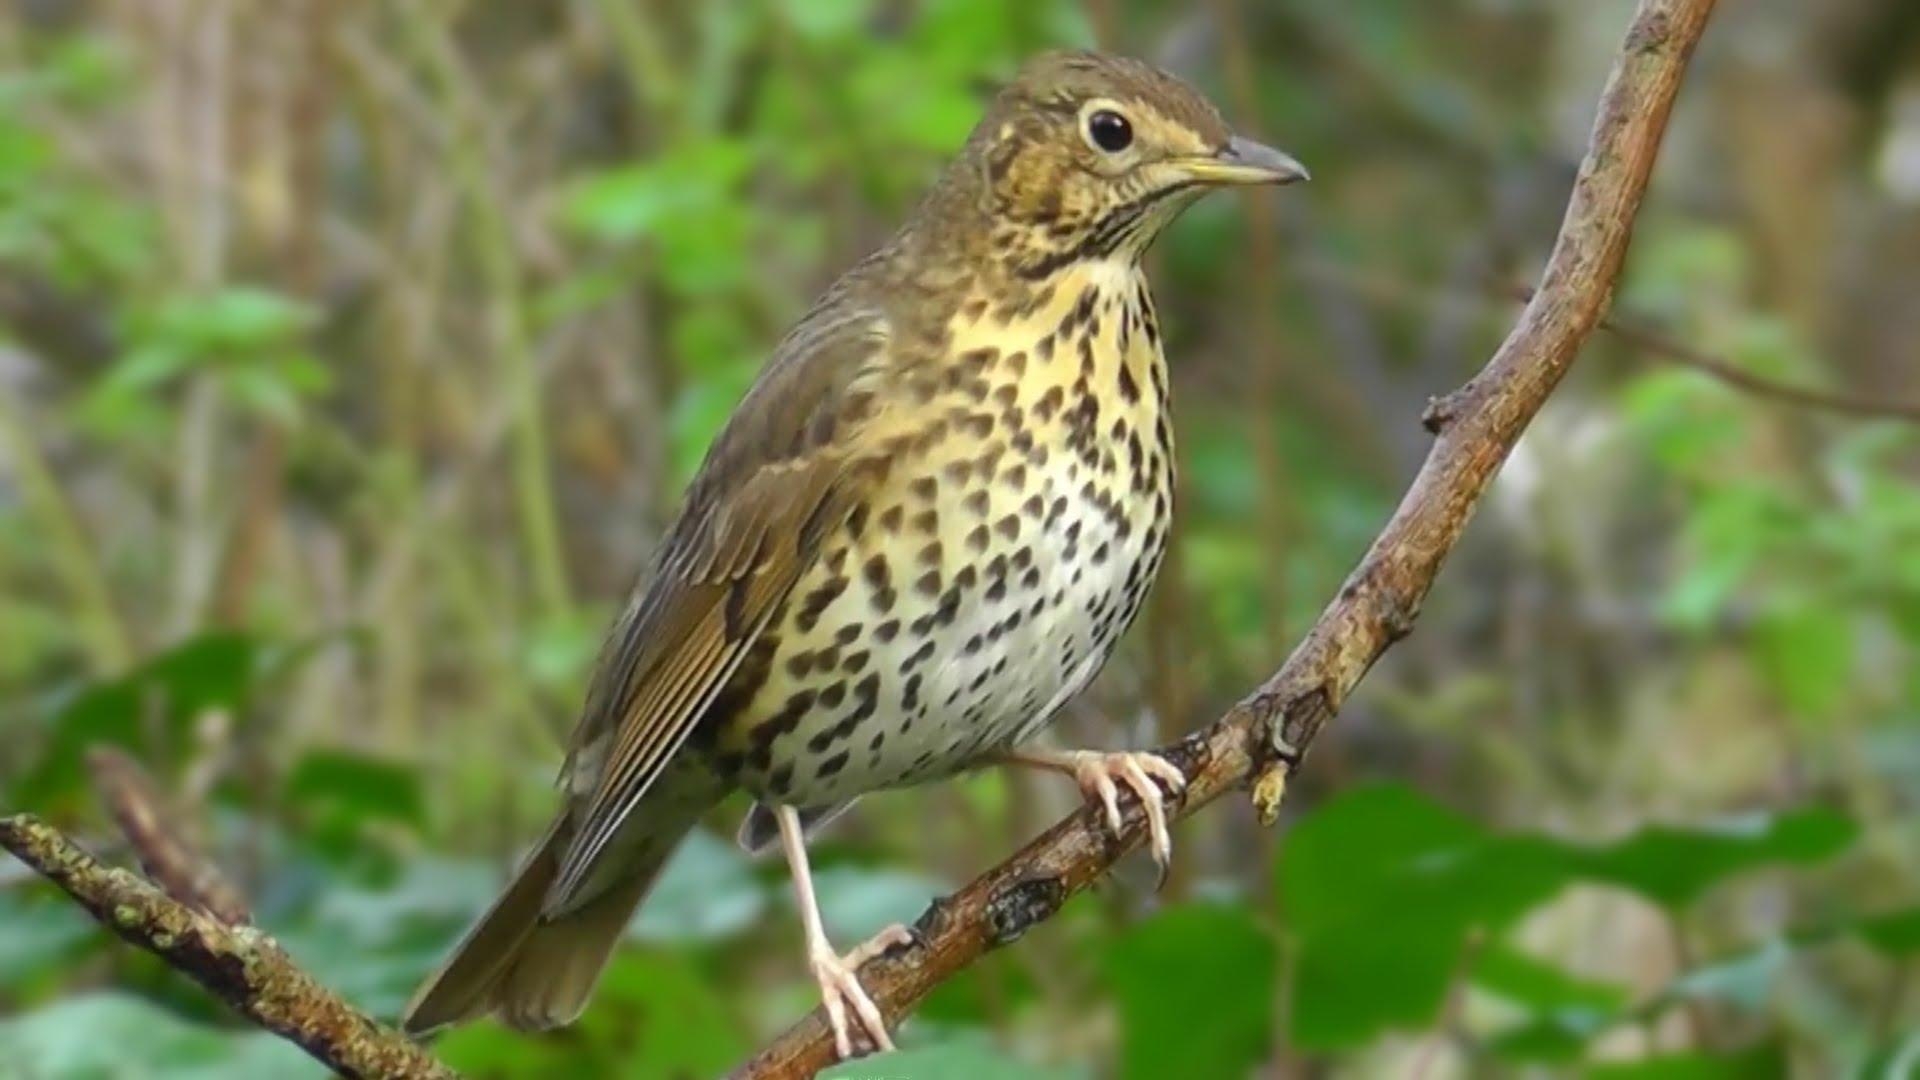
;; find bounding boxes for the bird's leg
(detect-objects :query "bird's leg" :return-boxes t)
[774,804,903,1060]
[993,747,1187,873]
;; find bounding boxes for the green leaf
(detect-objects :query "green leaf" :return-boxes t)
[808,865,944,945]
[285,748,426,828]
[629,828,767,944]
[0,992,322,1078]
[1750,604,1853,721]
[559,139,757,242]
[1472,943,1629,1014]
[140,286,313,355]
[1585,1042,1787,1080]
[819,1031,1083,1080]
[277,855,500,1016]
[15,632,262,811]
[1578,808,1857,909]
[0,891,95,988]
[1274,786,1856,1050]
[1666,939,1793,1011]
[581,950,746,1076]
[1105,904,1276,1080]
[1857,907,1920,956]
[1277,785,1576,1049]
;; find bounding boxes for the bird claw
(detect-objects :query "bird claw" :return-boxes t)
[809,938,898,1060]
[1070,750,1187,878]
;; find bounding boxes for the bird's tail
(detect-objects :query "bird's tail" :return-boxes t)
[400,816,686,1035]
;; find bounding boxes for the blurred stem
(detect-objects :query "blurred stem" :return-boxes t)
[1211,0,1292,648]
[1878,961,1911,1044]
[0,393,131,669]
[397,2,573,621]
[1666,914,1717,1049]
[589,0,682,132]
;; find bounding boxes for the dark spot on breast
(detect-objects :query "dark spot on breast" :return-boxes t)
[965,524,990,552]
[878,505,904,534]
[915,570,942,597]
[918,540,943,567]
[795,576,848,632]
[996,514,1021,541]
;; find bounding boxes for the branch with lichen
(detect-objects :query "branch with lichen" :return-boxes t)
[0,813,451,1080]
[734,0,1720,1075]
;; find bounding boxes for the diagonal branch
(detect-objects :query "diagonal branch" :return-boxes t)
[0,813,454,1080]
[734,0,1721,1075]
[86,746,253,926]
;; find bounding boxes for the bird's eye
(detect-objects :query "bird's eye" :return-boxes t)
[1086,109,1133,153]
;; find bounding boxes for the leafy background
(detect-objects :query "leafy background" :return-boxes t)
[3,0,1920,1076]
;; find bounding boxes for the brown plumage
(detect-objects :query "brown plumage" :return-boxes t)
[403,49,1305,1057]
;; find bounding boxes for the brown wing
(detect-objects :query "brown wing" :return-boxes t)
[546,300,893,912]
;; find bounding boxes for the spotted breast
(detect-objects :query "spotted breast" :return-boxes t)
[703,256,1174,816]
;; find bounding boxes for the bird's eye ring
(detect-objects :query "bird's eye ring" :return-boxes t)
[1086,109,1133,153]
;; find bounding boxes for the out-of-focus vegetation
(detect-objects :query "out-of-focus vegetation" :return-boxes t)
[2,1,1919,1076]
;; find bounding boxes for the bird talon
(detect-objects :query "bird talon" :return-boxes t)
[844,922,915,968]
[810,945,895,1059]
[1068,751,1184,873]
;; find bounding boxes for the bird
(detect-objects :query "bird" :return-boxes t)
[402,48,1306,1059]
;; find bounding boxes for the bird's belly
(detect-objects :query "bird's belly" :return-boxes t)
[711,429,1170,810]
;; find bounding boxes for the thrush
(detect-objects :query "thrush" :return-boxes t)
[403,49,1306,1058]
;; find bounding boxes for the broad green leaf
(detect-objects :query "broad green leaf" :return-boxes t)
[630,828,767,944]
[0,992,321,1078]
[0,891,95,988]
[1666,939,1793,1011]
[1277,785,1576,1049]
[1105,904,1276,1080]
[1858,907,1920,956]
[285,748,426,827]
[16,632,262,811]
[808,865,944,945]
[581,950,746,1076]
[1472,943,1629,1014]
[819,1032,1083,1080]
[1586,1042,1787,1080]
[1578,808,1857,909]
[1750,604,1853,721]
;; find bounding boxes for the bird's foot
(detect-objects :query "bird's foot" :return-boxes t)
[1066,750,1187,873]
[808,929,904,1060]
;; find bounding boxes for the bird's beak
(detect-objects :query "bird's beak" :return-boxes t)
[1177,135,1310,186]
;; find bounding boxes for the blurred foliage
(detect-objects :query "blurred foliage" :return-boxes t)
[4,0,1920,1077]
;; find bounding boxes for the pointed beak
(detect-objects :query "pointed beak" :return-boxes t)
[1177,135,1310,186]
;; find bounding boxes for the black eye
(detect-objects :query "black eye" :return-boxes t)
[1087,109,1133,153]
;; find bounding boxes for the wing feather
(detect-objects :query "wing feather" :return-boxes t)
[544,303,893,913]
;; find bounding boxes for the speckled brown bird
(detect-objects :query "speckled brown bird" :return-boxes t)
[403,49,1306,1058]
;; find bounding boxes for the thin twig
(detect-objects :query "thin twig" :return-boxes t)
[0,815,453,1080]
[735,1,1720,1074]
[1508,282,1920,423]
[86,747,251,926]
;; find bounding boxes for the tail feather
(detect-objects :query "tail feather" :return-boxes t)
[401,820,676,1035]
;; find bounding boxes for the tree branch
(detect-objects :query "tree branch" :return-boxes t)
[0,814,453,1079]
[1509,282,1920,424]
[734,0,1720,1075]
[86,747,252,926]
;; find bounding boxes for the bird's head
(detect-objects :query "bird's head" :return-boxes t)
[951,50,1307,276]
